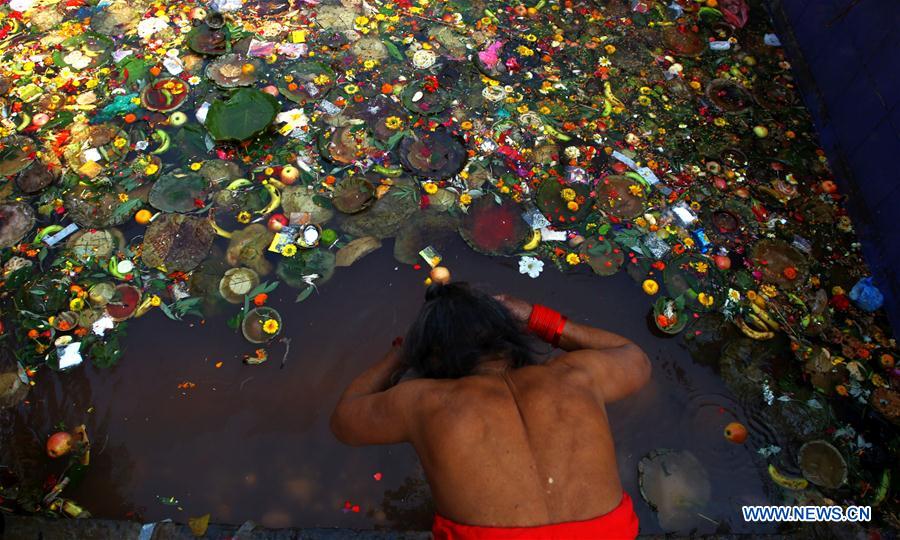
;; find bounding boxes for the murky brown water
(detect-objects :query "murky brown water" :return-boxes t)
[9,238,776,533]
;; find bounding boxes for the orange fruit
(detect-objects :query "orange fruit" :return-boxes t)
[724,422,748,444]
[241,63,256,75]
[135,209,153,225]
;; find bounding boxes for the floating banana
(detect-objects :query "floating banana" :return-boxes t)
[603,81,625,110]
[257,181,282,215]
[150,129,170,155]
[34,224,64,243]
[750,302,779,331]
[736,316,775,340]
[523,229,541,251]
[225,178,253,191]
[746,313,771,333]
[768,464,808,491]
[542,123,571,141]
[209,219,233,239]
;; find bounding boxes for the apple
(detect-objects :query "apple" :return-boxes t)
[753,125,769,138]
[261,85,279,97]
[47,431,73,458]
[280,165,300,185]
[430,266,451,285]
[169,111,188,126]
[713,254,731,271]
[267,214,288,233]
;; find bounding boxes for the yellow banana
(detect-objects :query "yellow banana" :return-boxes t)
[257,181,282,215]
[603,81,624,110]
[746,313,770,333]
[750,302,780,331]
[736,317,774,340]
[523,229,541,251]
[225,178,253,191]
[209,219,233,239]
[768,464,808,490]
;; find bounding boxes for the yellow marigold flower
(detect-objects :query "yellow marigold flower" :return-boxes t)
[459,193,473,205]
[69,298,85,311]
[460,120,473,130]
[262,319,280,334]
[364,59,377,69]
[189,162,202,171]
[638,95,652,106]
[714,117,727,127]
[567,201,579,211]
[500,185,510,194]
[313,74,331,85]
[524,34,537,42]
[354,15,370,27]
[516,104,529,114]
[604,44,616,54]
[565,253,581,265]
[683,237,695,248]
[634,217,648,228]
[344,84,359,95]
[113,137,127,148]
[516,45,534,57]
[761,284,778,298]
[118,193,129,202]
[698,292,714,307]
[150,295,162,307]
[281,244,298,257]
[145,163,159,175]
[423,182,439,194]
[385,116,402,130]
[627,184,643,196]
[561,188,576,201]
[693,261,708,273]
[237,211,252,224]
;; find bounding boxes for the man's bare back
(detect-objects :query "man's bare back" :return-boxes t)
[331,286,649,532]
[409,359,626,526]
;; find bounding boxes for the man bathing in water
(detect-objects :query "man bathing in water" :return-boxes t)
[331,282,650,539]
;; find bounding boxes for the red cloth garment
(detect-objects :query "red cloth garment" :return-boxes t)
[432,492,639,540]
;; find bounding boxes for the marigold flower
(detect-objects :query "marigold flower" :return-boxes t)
[459,193,472,205]
[150,295,162,307]
[237,211,252,224]
[423,182,439,194]
[385,116,402,130]
[561,188,576,201]
[565,253,580,265]
[253,293,268,306]
[281,244,298,257]
[262,319,280,334]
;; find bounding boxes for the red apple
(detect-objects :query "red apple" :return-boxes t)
[713,254,731,271]
[267,214,288,232]
[280,165,300,185]
[47,431,73,458]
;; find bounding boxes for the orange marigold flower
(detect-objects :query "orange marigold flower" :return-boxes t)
[253,293,268,306]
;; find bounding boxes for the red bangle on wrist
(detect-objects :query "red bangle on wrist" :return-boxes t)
[528,304,567,347]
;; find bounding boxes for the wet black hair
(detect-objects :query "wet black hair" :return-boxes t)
[401,282,536,379]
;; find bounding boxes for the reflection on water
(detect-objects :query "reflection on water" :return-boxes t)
[8,238,775,533]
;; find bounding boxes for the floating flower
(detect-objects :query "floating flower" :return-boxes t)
[344,84,359,95]
[642,279,659,295]
[118,193,129,202]
[385,116,402,130]
[459,193,472,206]
[423,182,439,194]
[237,211,252,224]
[567,201,579,211]
[253,293,268,306]
[262,319,279,335]
[519,256,544,278]
[698,292,714,307]
[150,295,161,307]
[281,244,298,257]
[69,298,85,311]
[565,253,581,265]
[145,163,159,175]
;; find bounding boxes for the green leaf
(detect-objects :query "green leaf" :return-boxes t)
[295,286,313,303]
[111,198,143,222]
[383,40,404,61]
[159,302,178,320]
[205,88,280,142]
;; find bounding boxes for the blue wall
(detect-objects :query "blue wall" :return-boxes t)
[767,0,900,333]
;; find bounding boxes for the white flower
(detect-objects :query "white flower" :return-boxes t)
[412,49,436,69]
[62,50,91,70]
[137,18,168,40]
[598,56,611,67]
[276,108,309,138]
[519,256,544,279]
